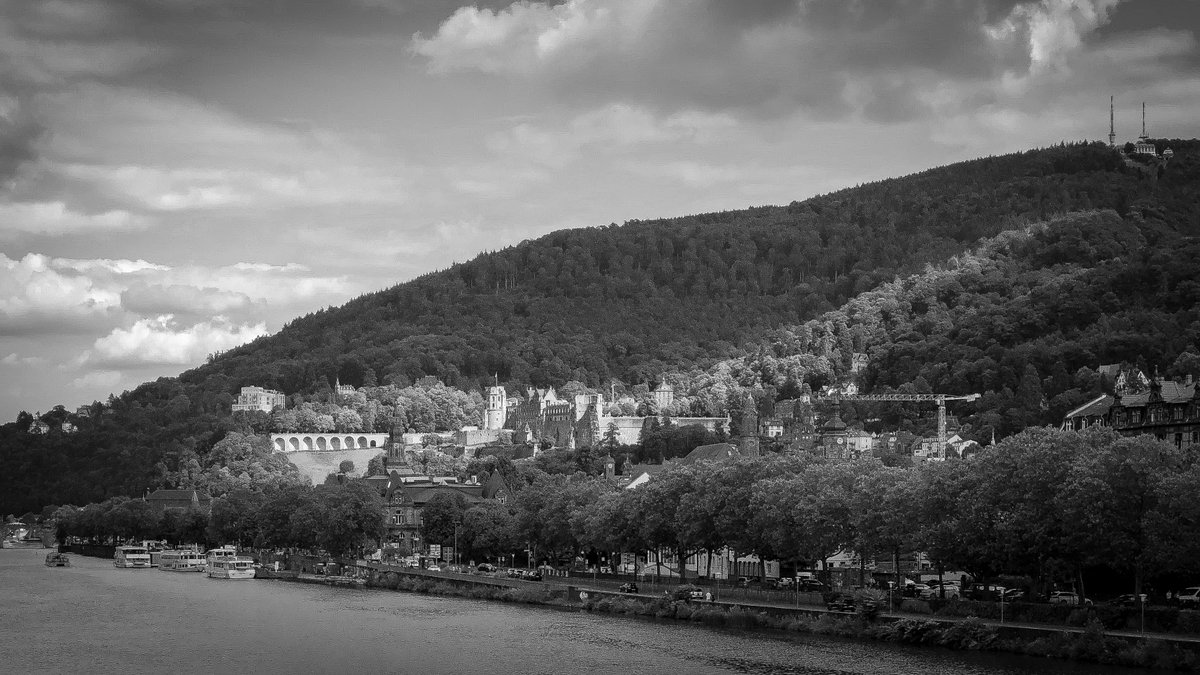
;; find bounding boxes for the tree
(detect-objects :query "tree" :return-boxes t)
[338,460,356,475]
[461,501,516,562]
[319,481,386,557]
[207,489,266,547]
[366,454,387,476]
[421,492,470,547]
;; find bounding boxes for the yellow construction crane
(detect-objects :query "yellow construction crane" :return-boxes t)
[811,392,982,459]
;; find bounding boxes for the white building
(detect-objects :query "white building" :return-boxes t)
[231,386,286,413]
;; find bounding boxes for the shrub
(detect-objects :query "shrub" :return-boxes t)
[898,598,933,614]
[937,617,998,651]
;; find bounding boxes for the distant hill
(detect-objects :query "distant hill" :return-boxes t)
[2,139,1195,514]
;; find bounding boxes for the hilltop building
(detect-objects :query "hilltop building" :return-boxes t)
[145,489,212,512]
[653,379,675,410]
[231,386,286,413]
[1062,375,1200,449]
[504,387,727,449]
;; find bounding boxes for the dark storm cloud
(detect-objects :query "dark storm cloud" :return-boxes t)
[0,100,44,186]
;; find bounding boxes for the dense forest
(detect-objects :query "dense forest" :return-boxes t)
[2,140,1196,515]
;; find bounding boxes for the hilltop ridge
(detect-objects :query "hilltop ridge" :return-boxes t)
[3,139,1197,514]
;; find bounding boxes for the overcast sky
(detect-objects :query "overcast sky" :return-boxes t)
[1,0,1197,421]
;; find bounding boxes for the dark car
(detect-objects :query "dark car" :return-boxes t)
[618,582,639,594]
[797,579,828,593]
[522,570,543,581]
[1110,593,1146,607]
[476,563,497,573]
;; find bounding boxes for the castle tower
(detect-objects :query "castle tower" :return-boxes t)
[739,393,760,458]
[484,382,507,430]
[653,378,674,411]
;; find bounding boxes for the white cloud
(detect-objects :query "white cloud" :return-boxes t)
[0,251,355,337]
[412,0,640,74]
[0,252,124,334]
[1,352,46,367]
[990,0,1121,75]
[83,315,267,368]
[69,369,122,390]
[0,200,149,236]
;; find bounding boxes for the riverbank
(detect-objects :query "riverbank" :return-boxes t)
[345,564,1199,671]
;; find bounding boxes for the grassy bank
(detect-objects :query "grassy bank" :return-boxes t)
[579,594,1198,671]
[360,570,1196,671]
[365,570,564,606]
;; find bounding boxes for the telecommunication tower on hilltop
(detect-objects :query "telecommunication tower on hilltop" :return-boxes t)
[1108,95,1116,148]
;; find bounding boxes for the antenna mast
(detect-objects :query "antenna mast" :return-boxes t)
[1108,95,1115,147]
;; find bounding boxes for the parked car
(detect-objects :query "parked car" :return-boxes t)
[797,579,828,593]
[670,584,706,601]
[1109,593,1146,607]
[920,583,960,600]
[476,563,497,573]
[1049,591,1091,605]
[618,582,639,594]
[1178,587,1200,609]
[522,569,543,581]
[1002,588,1026,602]
[964,584,1006,601]
[425,564,441,572]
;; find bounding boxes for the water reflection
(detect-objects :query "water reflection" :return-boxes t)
[0,550,1156,675]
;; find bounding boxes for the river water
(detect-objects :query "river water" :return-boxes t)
[0,549,1157,674]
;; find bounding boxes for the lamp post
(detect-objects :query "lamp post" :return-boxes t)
[453,521,461,569]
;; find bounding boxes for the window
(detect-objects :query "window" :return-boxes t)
[1175,433,1184,448]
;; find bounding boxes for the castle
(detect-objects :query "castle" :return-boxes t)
[481,384,728,449]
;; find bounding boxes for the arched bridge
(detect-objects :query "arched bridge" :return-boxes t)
[270,433,390,453]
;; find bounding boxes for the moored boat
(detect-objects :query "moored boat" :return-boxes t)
[205,545,238,570]
[159,549,206,572]
[206,557,255,580]
[114,545,153,568]
[44,552,71,567]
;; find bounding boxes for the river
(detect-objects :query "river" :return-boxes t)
[0,549,1158,674]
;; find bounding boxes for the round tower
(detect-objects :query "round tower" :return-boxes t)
[484,385,507,430]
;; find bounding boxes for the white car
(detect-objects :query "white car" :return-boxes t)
[920,583,960,600]
[1049,591,1091,605]
[426,565,441,572]
[1179,587,1200,608]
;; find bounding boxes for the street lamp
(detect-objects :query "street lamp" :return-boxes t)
[453,521,461,569]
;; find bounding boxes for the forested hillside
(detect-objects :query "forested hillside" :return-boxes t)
[197,142,1152,396]
[2,140,1195,514]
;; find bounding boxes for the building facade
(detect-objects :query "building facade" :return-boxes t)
[1061,376,1200,448]
[231,386,286,413]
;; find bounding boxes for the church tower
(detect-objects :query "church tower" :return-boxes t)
[484,379,507,430]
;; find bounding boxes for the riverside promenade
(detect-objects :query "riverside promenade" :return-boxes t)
[334,561,1200,651]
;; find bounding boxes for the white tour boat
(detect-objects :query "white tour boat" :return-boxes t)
[206,557,256,580]
[113,545,153,568]
[159,549,206,572]
[205,545,238,570]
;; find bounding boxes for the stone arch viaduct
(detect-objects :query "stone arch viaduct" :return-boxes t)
[270,433,390,453]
